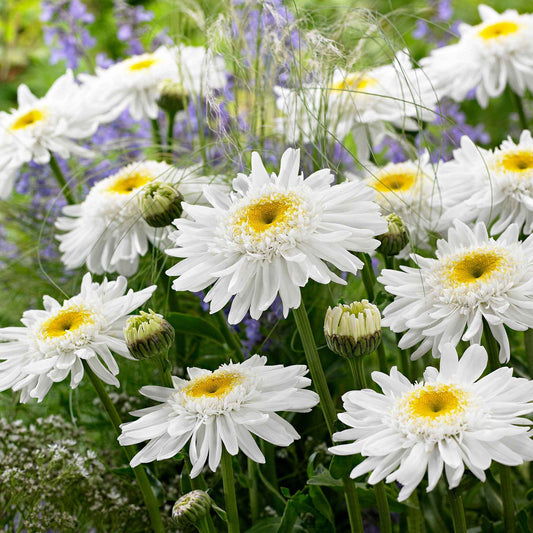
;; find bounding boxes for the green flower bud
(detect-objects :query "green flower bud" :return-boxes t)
[157,79,187,115]
[172,490,212,529]
[324,300,381,358]
[377,214,409,256]
[138,182,184,228]
[125,310,175,360]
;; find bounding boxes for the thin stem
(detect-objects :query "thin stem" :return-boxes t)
[447,488,467,533]
[347,357,367,389]
[151,118,162,153]
[247,457,259,524]
[82,361,164,533]
[358,253,376,302]
[406,489,425,533]
[166,111,175,162]
[196,515,214,533]
[374,482,392,533]
[482,319,500,371]
[376,342,388,372]
[524,329,533,383]
[500,465,516,533]
[156,352,174,389]
[396,332,411,379]
[510,89,529,131]
[220,450,240,533]
[49,154,76,205]
[293,300,364,533]
[214,311,244,361]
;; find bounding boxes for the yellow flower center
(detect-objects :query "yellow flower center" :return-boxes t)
[40,307,94,339]
[373,171,416,193]
[408,385,463,419]
[478,21,519,40]
[128,57,157,71]
[332,73,376,92]
[447,250,506,285]
[184,371,243,399]
[106,171,153,195]
[499,150,533,172]
[10,109,45,131]
[235,193,299,234]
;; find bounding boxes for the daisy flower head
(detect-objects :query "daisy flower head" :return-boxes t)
[420,5,533,107]
[0,273,156,403]
[350,152,443,254]
[330,343,533,501]
[118,355,319,477]
[378,220,533,362]
[0,70,102,197]
[275,51,437,160]
[166,148,388,324]
[56,161,227,276]
[440,131,533,236]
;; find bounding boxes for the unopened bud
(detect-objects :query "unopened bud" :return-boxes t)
[377,214,409,256]
[139,181,184,227]
[125,310,175,360]
[172,490,212,529]
[157,79,187,115]
[324,300,381,358]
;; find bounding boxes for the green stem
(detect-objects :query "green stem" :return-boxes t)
[347,357,367,389]
[214,311,244,361]
[447,488,467,533]
[510,90,529,131]
[293,300,364,533]
[156,352,174,389]
[500,465,515,533]
[82,361,164,533]
[376,342,387,372]
[358,253,376,302]
[196,515,214,533]
[166,111,175,162]
[482,319,500,371]
[248,457,259,524]
[406,490,425,533]
[151,118,162,153]
[524,329,533,382]
[220,450,240,533]
[49,154,76,205]
[375,482,392,533]
[395,333,411,379]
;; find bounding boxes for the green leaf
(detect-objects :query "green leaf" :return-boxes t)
[245,517,282,533]
[307,468,343,488]
[329,454,359,479]
[168,312,226,344]
[309,485,335,527]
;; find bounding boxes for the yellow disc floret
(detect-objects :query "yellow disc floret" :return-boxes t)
[408,384,463,419]
[10,109,45,131]
[39,306,95,339]
[332,73,376,93]
[184,371,243,399]
[373,171,417,193]
[478,21,520,41]
[106,171,153,195]
[128,56,158,71]
[445,249,507,286]
[499,150,533,173]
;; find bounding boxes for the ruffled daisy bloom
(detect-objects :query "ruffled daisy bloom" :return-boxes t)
[0,71,101,197]
[82,45,226,122]
[330,343,533,501]
[420,5,533,107]
[378,220,533,362]
[166,148,387,324]
[439,131,533,235]
[56,160,227,276]
[118,355,319,476]
[349,152,442,253]
[0,273,156,403]
[275,51,436,160]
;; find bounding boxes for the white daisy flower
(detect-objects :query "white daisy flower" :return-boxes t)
[420,5,533,107]
[378,220,533,362]
[440,131,533,236]
[166,148,387,324]
[0,273,156,403]
[56,160,228,277]
[82,45,226,122]
[275,51,436,160]
[0,71,102,197]
[349,152,443,253]
[118,354,319,476]
[330,343,533,501]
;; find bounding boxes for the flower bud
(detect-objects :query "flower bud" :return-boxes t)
[172,490,212,529]
[125,310,175,360]
[157,79,187,115]
[138,182,184,228]
[324,300,381,358]
[377,214,409,256]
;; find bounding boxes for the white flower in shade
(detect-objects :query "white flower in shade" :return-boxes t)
[378,220,533,362]
[166,148,387,324]
[56,161,228,276]
[0,71,102,197]
[275,51,436,160]
[349,152,443,253]
[118,355,319,476]
[82,45,226,122]
[330,343,533,501]
[439,131,533,236]
[0,273,156,403]
[420,5,533,107]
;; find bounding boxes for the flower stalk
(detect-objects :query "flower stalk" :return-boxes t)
[49,153,76,205]
[221,449,240,533]
[447,488,467,533]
